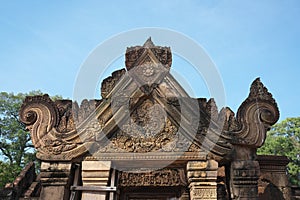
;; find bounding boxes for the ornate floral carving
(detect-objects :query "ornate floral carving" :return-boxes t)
[118,168,186,187]
[98,99,180,153]
[126,39,170,95]
[129,62,168,87]
[124,39,172,96]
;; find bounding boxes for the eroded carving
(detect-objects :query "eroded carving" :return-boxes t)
[119,168,186,187]
[101,69,126,98]
[125,37,172,71]
[72,99,101,125]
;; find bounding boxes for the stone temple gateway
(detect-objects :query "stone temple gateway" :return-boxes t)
[14,39,291,199]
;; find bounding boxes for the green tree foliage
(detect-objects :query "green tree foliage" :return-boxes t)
[258,117,300,186]
[0,91,61,188]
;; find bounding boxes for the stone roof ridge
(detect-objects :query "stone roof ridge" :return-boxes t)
[143,37,155,48]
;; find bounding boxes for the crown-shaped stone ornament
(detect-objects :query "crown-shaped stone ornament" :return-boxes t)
[125,38,172,95]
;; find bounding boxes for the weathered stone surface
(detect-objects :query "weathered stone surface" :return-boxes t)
[40,186,67,200]
[230,160,260,200]
[258,155,291,200]
[39,162,72,200]
[125,37,172,71]
[101,69,126,98]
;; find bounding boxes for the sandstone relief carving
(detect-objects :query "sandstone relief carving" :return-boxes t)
[19,39,279,166]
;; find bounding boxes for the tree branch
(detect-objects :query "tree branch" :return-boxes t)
[0,143,13,164]
[25,144,34,148]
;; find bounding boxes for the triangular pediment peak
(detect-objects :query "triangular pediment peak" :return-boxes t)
[123,38,172,95]
[125,38,172,71]
[143,37,155,48]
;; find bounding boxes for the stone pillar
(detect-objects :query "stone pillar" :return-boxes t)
[187,160,218,200]
[230,160,260,200]
[39,162,72,200]
[81,160,111,200]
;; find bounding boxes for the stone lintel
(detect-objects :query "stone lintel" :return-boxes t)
[257,155,289,172]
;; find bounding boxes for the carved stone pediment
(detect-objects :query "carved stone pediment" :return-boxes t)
[19,39,279,164]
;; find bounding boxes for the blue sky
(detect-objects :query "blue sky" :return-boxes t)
[0,0,299,121]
